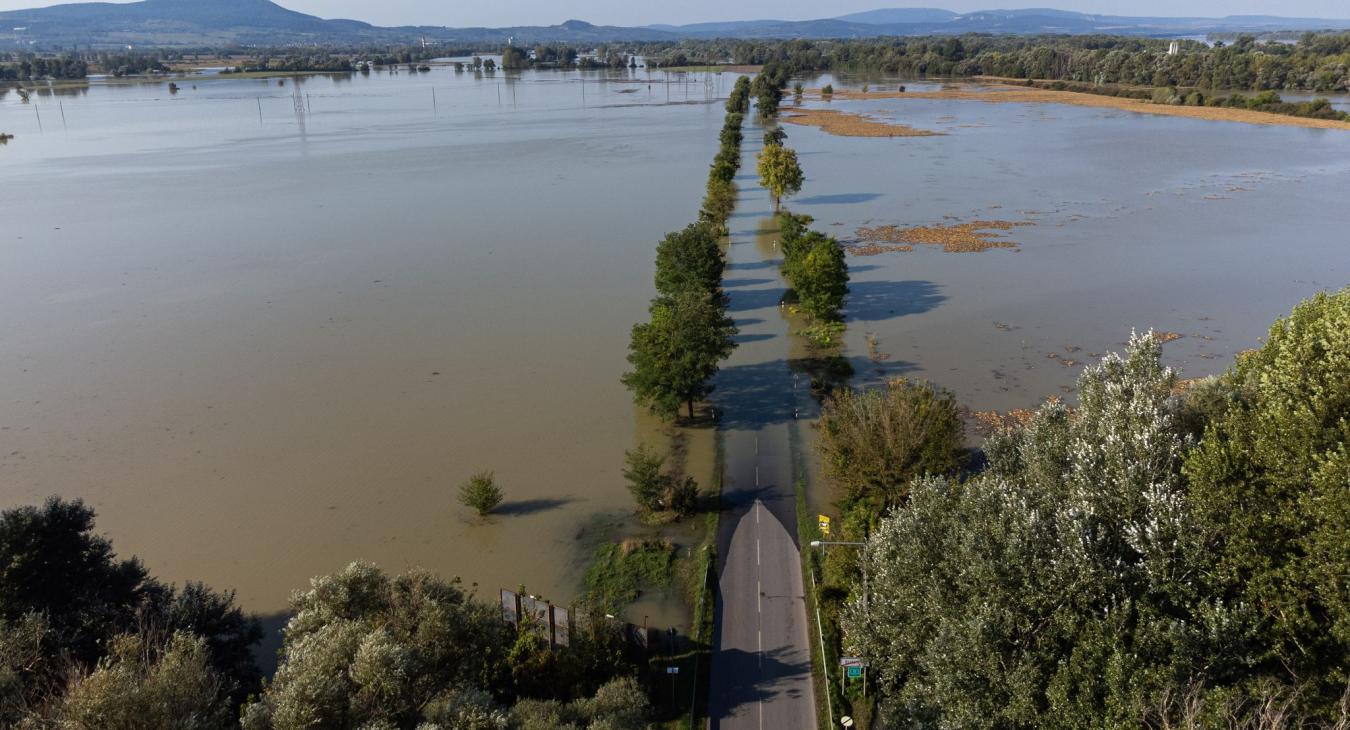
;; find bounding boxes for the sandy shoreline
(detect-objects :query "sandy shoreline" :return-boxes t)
[807,82,1350,131]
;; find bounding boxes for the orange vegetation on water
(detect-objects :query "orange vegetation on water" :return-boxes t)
[969,406,1041,434]
[780,108,943,138]
[852,220,1032,254]
[806,82,1350,131]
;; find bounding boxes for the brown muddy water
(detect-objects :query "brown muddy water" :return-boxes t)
[782,76,1350,415]
[5,68,1350,631]
[0,67,728,626]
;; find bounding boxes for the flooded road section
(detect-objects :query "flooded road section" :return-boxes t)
[0,67,727,615]
[785,77,1350,414]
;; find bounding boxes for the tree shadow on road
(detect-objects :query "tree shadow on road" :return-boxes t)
[706,645,815,726]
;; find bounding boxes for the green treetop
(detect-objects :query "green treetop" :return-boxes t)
[757,144,803,211]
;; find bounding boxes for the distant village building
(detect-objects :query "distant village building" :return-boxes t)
[1168,41,1180,56]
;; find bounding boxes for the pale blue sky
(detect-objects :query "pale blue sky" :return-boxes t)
[2,0,1348,27]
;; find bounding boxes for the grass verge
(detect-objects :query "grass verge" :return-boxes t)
[664,427,723,729]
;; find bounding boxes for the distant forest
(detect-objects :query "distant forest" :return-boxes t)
[4,33,1350,93]
[637,33,1350,92]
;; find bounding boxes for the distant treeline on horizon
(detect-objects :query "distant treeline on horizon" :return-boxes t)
[5,33,1350,94]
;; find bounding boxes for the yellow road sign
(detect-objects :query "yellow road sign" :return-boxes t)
[818,515,831,535]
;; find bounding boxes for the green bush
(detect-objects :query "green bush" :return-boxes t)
[458,470,503,515]
[816,378,964,511]
[841,292,1350,725]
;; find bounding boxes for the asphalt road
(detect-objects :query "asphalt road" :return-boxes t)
[707,122,818,729]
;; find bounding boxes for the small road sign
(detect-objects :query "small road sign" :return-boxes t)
[818,514,832,535]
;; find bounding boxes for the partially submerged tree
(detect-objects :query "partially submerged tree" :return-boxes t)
[784,232,849,321]
[756,144,803,211]
[621,445,666,511]
[460,471,504,516]
[621,445,700,516]
[622,291,737,420]
[653,223,725,299]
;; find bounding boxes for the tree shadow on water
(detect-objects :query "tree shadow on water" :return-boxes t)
[726,260,778,272]
[252,610,292,678]
[722,277,774,288]
[726,287,785,313]
[845,279,946,322]
[494,497,576,516]
[795,192,883,206]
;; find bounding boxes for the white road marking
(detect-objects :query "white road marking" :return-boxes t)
[757,539,761,566]
[755,466,759,486]
[758,581,762,613]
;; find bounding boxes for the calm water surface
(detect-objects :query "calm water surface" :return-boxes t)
[791,75,1350,412]
[3,68,1348,620]
[1,67,725,620]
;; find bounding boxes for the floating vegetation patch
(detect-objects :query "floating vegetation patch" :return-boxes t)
[781,108,943,138]
[969,406,1041,435]
[852,219,1033,254]
[1152,331,1185,344]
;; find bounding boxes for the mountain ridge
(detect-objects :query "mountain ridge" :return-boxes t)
[2,0,1349,48]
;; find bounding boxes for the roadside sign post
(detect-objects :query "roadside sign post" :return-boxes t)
[666,665,678,705]
[841,657,866,696]
[818,514,831,535]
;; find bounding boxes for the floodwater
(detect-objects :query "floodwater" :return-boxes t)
[0,66,727,623]
[783,76,1350,414]
[4,66,1349,627]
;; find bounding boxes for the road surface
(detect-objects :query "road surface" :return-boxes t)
[707,120,818,730]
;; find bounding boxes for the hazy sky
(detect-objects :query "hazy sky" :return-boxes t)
[2,0,1348,27]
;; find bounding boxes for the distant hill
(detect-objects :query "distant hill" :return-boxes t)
[2,0,1349,49]
[0,0,677,46]
[833,8,960,24]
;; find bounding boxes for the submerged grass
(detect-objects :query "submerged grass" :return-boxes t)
[583,538,676,614]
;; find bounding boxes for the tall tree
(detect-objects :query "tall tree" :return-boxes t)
[0,498,153,663]
[786,232,849,320]
[622,292,738,420]
[756,144,803,211]
[653,223,725,298]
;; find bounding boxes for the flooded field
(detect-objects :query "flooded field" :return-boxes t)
[4,66,1349,624]
[0,66,726,621]
[783,76,1350,414]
